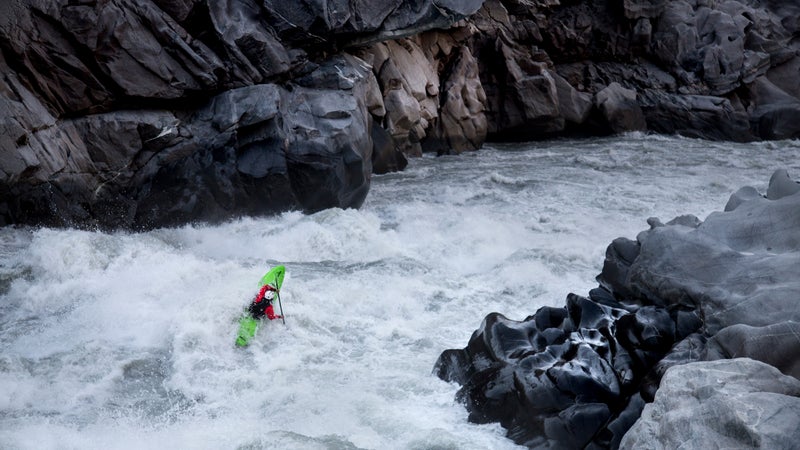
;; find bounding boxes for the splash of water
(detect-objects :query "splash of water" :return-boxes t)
[1,134,798,449]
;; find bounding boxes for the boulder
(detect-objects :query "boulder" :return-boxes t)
[552,71,593,125]
[598,169,800,334]
[434,290,702,449]
[490,41,565,137]
[639,90,754,141]
[620,359,800,450]
[754,105,800,140]
[135,55,376,226]
[595,83,647,133]
[766,168,800,200]
[706,322,800,380]
[747,77,800,140]
[282,57,375,213]
[370,122,407,175]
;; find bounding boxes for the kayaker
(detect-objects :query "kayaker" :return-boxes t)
[248,284,283,320]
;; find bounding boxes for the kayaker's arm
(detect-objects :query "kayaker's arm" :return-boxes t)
[265,303,283,320]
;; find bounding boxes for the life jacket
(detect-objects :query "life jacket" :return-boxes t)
[249,284,279,319]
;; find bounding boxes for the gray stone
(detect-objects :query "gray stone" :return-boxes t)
[754,105,800,140]
[595,83,647,133]
[623,0,667,19]
[724,186,762,211]
[766,169,800,200]
[426,46,487,154]
[599,169,800,334]
[620,359,800,450]
[639,90,753,141]
[706,322,800,380]
[552,71,593,125]
[370,121,407,175]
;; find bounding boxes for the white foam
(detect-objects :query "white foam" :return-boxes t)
[2,135,799,449]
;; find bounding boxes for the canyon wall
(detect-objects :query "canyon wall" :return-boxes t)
[2,0,799,228]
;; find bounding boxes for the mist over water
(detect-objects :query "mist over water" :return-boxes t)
[2,134,799,449]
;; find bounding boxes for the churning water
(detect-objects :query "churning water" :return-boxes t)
[2,134,799,449]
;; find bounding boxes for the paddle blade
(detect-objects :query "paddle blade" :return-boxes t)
[259,265,286,290]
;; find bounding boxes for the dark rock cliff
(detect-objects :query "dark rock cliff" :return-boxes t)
[2,0,800,229]
[0,0,483,228]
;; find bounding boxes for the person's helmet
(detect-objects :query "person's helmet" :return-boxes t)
[264,290,275,301]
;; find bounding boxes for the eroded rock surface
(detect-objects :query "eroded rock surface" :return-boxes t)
[436,170,800,449]
[4,1,800,228]
[435,289,701,448]
[0,0,482,228]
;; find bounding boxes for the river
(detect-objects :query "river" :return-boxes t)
[2,134,799,449]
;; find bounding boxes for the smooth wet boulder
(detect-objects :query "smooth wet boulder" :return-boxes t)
[620,358,800,450]
[598,169,800,334]
[435,290,701,449]
[766,168,800,200]
[706,322,800,380]
[639,90,752,141]
[135,55,377,226]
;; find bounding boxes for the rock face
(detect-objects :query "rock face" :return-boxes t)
[0,0,483,228]
[357,30,488,157]
[0,50,376,228]
[456,0,800,141]
[435,170,800,449]
[4,0,800,228]
[619,358,800,450]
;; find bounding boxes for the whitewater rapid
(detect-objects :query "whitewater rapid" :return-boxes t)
[2,134,799,449]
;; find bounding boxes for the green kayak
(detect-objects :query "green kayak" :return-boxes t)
[235,316,259,347]
[235,265,285,347]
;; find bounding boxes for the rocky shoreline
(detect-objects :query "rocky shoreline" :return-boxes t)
[3,0,800,228]
[435,169,800,449]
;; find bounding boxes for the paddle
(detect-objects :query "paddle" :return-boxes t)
[276,288,286,325]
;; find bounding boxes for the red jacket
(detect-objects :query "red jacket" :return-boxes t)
[253,284,282,320]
